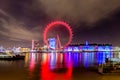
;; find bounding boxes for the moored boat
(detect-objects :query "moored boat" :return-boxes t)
[0,52,25,60]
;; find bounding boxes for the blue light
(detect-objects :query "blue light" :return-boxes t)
[50,53,56,69]
[48,38,56,49]
[73,53,79,67]
[98,46,112,51]
[67,47,73,52]
[98,52,102,64]
[85,41,89,46]
[64,52,72,67]
[83,52,89,68]
[73,47,79,52]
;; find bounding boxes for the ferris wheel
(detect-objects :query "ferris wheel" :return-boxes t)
[43,21,73,50]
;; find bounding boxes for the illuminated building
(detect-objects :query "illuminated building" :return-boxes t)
[12,47,21,53]
[31,40,41,51]
[20,47,30,53]
[0,46,5,52]
[97,44,112,51]
[32,40,34,50]
[11,47,30,53]
[48,38,56,49]
[64,41,112,52]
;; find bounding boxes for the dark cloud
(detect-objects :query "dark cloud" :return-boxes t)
[0,8,40,40]
[39,0,120,27]
[0,0,120,47]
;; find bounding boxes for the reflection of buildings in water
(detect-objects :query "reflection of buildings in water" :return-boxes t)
[42,53,50,64]
[28,53,36,78]
[96,52,112,64]
[60,52,95,68]
[83,52,89,68]
[56,53,63,64]
[25,51,119,80]
[64,52,72,67]
[56,53,63,68]
[50,53,56,69]
[65,53,72,61]
[89,52,94,64]
[41,53,72,80]
[49,53,64,69]
[79,53,82,65]
[26,51,119,80]
[25,53,29,66]
[96,52,104,64]
[73,53,79,67]
[79,52,94,67]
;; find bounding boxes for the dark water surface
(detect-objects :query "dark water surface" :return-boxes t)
[0,52,120,80]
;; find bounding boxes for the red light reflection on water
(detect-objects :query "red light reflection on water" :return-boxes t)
[29,53,35,71]
[41,53,72,80]
[29,53,36,78]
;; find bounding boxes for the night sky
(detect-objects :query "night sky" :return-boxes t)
[0,0,120,48]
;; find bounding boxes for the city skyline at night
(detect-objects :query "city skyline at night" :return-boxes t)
[1,1,120,80]
[0,0,120,48]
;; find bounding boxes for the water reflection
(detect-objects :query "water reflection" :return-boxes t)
[41,53,72,80]
[50,53,56,69]
[29,53,36,72]
[26,52,116,80]
[1,51,120,80]
[96,51,112,64]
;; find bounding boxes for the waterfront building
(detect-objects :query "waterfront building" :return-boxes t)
[64,42,112,52]
[20,47,30,53]
[0,46,5,52]
[48,38,56,49]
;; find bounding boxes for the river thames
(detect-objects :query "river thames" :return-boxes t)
[0,52,120,80]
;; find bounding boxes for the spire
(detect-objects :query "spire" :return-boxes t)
[85,41,89,46]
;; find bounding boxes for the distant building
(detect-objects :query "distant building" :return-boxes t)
[48,38,56,49]
[0,46,5,52]
[64,41,112,52]
[20,47,30,52]
[31,40,41,51]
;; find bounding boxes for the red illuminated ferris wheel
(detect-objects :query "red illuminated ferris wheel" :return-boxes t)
[43,21,73,50]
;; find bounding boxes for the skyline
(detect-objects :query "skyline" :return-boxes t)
[0,0,120,47]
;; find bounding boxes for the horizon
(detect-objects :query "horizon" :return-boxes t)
[0,0,120,47]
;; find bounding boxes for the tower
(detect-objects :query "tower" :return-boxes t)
[32,40,41,50]
[32,40,34,50]
[48,38,56,49]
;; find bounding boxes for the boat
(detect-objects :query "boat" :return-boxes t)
[0,52,25,60]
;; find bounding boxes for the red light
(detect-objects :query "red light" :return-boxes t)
[43,21,73,50]
[41,53,72,80]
